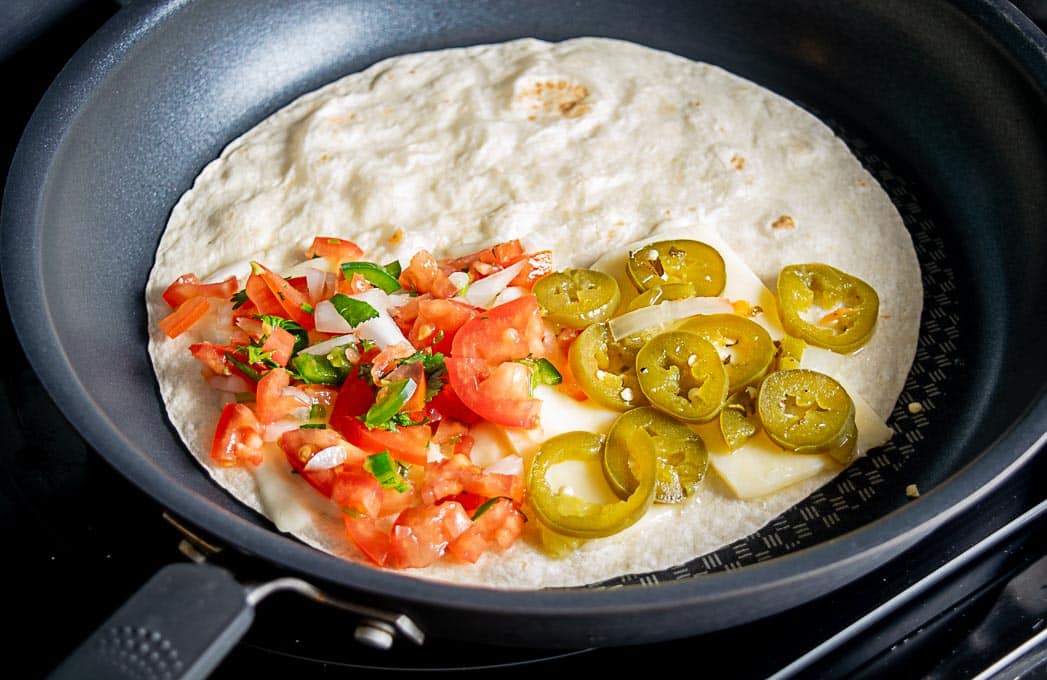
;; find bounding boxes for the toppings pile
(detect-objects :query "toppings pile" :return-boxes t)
[158,234,881,569]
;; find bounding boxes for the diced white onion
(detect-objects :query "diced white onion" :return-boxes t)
[263,419,300,443]
[281,387,312,404]
[283,258,338,277]
[608,297,736,340]
[427,442,448,463]
[448,271,470,294]
[463,260,526,308]
[355,313,409,349]
[303,445,348,471]
[303,268,331,301]
[484,455,523,476]
[492,286,526,307]
[206,374,251,393]
[314,300,354,334]
[351,288,395,313]
[301,333,358,356]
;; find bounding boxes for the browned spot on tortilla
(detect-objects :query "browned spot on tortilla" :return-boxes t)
[388,228,404,245]
[772,215,796,230]
[688,207,696,212]
[690,100,701,107]
[517,80,591,119]
[731,154,746,170]
[858,179,869,187]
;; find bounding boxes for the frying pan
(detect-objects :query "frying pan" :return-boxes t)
[3,0,1046,676]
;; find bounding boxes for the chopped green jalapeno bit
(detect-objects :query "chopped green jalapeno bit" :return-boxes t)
[533,269,621,328]
[568,322,648,410]
[775,335,807,372]
[604,407,708,504]
[517,357,563,393]
[756,369,856,453]
[528,430,655,539]
[635,331,728,423]
[626,239,726,297]
[676,314,774,394]
[719,388,760,451]
[626,282,697,311]
[291,353,349,385]
[365,451,410,492]
[777,263,879,354]
[824,417,859,465]
[341,261,403,293]
[363,378,416,429]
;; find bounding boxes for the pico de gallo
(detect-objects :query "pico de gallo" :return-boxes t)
[157,233,880,569]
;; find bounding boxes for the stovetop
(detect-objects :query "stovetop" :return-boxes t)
[2,2,1045,677]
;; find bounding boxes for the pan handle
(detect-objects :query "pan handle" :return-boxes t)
[50,562,253,680]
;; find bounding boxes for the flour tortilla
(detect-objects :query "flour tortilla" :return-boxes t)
[146,38,921,589]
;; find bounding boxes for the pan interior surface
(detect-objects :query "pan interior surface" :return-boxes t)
[2,0,1045,646]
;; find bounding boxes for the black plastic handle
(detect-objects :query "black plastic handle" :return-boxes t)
[50,563,253,679]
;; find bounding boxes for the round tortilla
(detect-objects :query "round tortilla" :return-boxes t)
[146,37,921,588]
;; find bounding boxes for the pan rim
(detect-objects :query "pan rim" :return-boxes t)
[2,0,1045,635]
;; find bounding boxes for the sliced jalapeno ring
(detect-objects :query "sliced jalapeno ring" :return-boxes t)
[626,283,697,312]
[677,314,775,394]
[774,335,807,372]
[527,430,656,539]
[569,322,648,410]
[604,406,708,504]
[824,416,859,465]
[635,331,728,423]
[719,387,760,451]
[777,263,879,354]
[757,369,856,453]
[626,239,726,297]
[534,268,621,329]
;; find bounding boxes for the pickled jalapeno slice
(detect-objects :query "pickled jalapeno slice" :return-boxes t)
[677,314,774,393]
[777,263,879,354]
[534,268,621,329]
[527,430,656,539]
[569,322,648,410]
[626,282,697,312]
[756,369,856,453]
[635,331,728,422]
[626,239,726,297]
[719,387,760,451]
[604,406,708,504]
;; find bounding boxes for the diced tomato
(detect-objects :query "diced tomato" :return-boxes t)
[447,498,526,563]
[427,385,482,425]
[255,368,307,423]
[329,373,432,466]
[409,298,479,354]
[421,453,525,505]
[189,342,233,376]
[247,261,316,330]
[158,296,210,338]
[305,236,364,266]
[450,295,545,364]
[509,250,553,289]
[388,501,472,569]
[162,273,239,308]
[379,483,418,518]
[344,516,391,566]
[299,384,339,411]
[539,327,588,401]
[211,403,264,467]
[337,272,373,296]
[278,427,366,496]
[260,324,296,367]
[441,239,526,276]
[370,342,417,384]
[331,467,383,518]
[445,358,540,428]
[400,249,458,298]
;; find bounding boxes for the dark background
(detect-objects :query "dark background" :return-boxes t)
[1,2,1045,677]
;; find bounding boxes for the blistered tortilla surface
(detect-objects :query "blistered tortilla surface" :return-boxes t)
[146,38,921,589]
